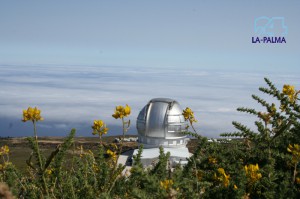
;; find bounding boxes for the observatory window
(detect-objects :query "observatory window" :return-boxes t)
[168,116,180,123]
[168,125,181,132]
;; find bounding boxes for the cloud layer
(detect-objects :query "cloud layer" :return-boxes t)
[0,65,299,137]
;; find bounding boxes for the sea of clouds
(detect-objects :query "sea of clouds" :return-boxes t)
[0,65,299,138]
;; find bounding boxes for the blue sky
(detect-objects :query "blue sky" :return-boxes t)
[0,1,299,137]
[1,1,299,70]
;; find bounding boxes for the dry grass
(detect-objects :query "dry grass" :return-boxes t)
[1,135,197,172]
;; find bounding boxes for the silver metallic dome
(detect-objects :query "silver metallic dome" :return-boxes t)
[136,98,187,148]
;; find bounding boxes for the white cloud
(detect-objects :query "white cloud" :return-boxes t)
[0,65,299,137]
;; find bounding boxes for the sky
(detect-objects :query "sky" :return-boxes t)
[0,1,299,137]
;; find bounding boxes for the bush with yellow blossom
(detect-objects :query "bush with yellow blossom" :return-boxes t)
[0,145,12,173]
[214,168,230,187]
[244,164,262,183]
[282,84,297,103]
[22,106,44,122]
[160,179,173,190]
[112,104,131,119]
[92,120,109,136]
[182,107,197,133]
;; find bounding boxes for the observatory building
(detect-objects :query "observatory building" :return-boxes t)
[133,98,191,166]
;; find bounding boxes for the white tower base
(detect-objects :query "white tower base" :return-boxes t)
[133,146,192,167]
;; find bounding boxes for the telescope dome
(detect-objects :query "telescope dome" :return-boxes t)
[136,98,188,148]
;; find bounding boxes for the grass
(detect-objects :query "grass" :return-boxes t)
[8,147,53,172]
[1,135,138,172]
[1,135,197,173]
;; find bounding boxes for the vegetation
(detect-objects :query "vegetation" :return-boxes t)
[0,78,299,198]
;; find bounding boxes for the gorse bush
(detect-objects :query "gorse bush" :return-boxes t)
[0,78,299,198]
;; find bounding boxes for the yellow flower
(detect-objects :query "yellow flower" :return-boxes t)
[218,168,225,175]
[93,163,99,172]
[124,104,131,115]
[283,84,295,96]
[287,144,300,164]
[223,175,230,187]
[112,104,131,119]
[45,168,53,175]
[22,107,44,122]
[107,149,117,163]
[160,179,173,190]
[296,177,300,184]
[215,168,230,187]
[282,84,297,103]
[182,107,197,124]
[0,145,9,155]
[208,157,217,164]
[244,164,262,183]
[0,162,12,170]
[234,184,238,190]
[92,120,109,136]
